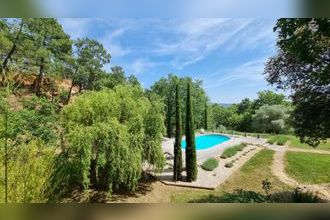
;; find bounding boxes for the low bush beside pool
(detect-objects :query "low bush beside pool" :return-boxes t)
[220,143,247,159]
[201,158,219,171]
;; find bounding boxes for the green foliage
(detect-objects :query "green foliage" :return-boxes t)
[0,139,55,202]
[253,90,287,109]
[24,18,72,95]
[190,187,322,203]
[55,85,165,195]
[252,105,290,134]
[173,84,182,181]
[211,91,289,133]
[204,103,208,130]
[265,18,330,147]
[220,144,246,159]
[201,158,218,171]
[267,135,289,145]
[70,37,111,91]
[150,74,209,135]
[185,82,197,181]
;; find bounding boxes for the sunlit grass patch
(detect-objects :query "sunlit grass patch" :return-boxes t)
[285,152,330,184]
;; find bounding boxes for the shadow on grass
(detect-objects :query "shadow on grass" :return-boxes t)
[189,188,324,203]
[59,172,158,203]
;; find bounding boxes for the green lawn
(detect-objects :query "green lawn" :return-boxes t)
[285,152,330,184]
[288,136,330,151]
[266,135,330,151]
[171,149,290,203]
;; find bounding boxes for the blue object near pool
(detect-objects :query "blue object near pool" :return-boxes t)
[181,134,230,150]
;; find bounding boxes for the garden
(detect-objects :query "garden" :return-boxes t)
[0,18,329,203]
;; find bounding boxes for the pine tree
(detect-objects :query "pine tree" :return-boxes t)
[173,83,182,181]
[185,82,197,181]
[204,103,208,130]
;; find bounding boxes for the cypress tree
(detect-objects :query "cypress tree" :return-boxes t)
[185,82,197,181]
[204,103,208,130]
[173,83,182,181]
[166,93,172,138]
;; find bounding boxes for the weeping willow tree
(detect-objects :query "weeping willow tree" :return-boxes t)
[46,85,165,199]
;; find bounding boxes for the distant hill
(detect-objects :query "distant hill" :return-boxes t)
[220,103,232,108]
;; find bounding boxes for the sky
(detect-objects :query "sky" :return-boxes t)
[59,18,282,104]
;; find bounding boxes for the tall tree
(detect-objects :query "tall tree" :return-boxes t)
[150,74,208,135]
[173,83,182,181]
[166,92,172,138]
[265,18,330,146]
[253,90,287,110]
[66,38,110,103]
[0,19,20,74]
[185,82,197,182]
[204,103,208,130]
[25,18,72,96]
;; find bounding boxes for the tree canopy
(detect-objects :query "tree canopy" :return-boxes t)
[54,85,165,194]
[149,74,209,136]
[265,18,330,146]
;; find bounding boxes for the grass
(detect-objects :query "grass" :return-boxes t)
[288,136,330,151]
[172,149,290,203]
[220,143,246,159]
[201,158,219,171]
[285,152,330,184]
[266,135,330,150]
[218,130,330,150]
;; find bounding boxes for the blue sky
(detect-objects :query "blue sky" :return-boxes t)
[59,18,282,103]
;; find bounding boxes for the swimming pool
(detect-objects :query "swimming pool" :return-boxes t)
[181,134,230,150]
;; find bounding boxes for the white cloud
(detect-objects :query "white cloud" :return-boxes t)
[152,18,275,69]
[99,29,131,57]
[59,18,93,39]
[203,58,268,89]
[130,58,160,75]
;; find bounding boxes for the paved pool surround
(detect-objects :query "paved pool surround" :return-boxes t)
[157,133,268,189]
[163,133,252,163]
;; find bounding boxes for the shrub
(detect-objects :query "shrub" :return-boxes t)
[220,144,246,159]
[267,138,276,144]
[0,139,55,202]
[277,136,289,145]
[267,135,289,145]
[225,162,233,168]
[201,158,219,171]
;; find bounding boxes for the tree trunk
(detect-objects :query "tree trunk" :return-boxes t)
[35,58,45,96]
[4,108,8,203]
[66,67,78,104]
[66,79,74,104]
[1,43,16,74]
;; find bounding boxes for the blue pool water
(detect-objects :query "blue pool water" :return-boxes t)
[181,134,230,150]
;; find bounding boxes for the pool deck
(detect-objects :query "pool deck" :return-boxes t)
[155,133,267,189]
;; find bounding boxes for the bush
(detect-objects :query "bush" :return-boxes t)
[201,158,219,171]
[0,139,55,202]
[220,144,246,159]
[267,135,289,146]
[225,162,233,168]
[277,136,289,145]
